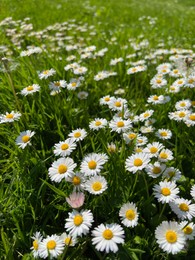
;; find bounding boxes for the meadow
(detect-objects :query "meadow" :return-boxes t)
[0,0,195,259]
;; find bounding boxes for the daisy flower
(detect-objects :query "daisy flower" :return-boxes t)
[150,76,167,89]
[163,167,182,181]
[30,231,43,258]
[179,221,195,240]
[67,78,81,91]
[68,128,87,142]
[38,234,64,259]
[99,95,114,106]
[123,132,138,144]
[65,209,94,237]
[60,232,77,247]
[175,99,191,110]
[136,135,148,146]
[158,148,174,162]
[21,84,40,96]
[173,78,186,88]
[38,68,56,79]
[80,153,108,176]
[53,138,77,157]
[143,142,164,158]
[84,175,108,195]
[190,184,195,200]
[119,202,139,227]
[66,192,85,209]
[125,152,151,173]
[49,80,67,93]
[139,110,154,122]
[155,221,186,255]
[170,198,195,220]
[15,130,35,149]
[89,118,108,131]
[109,118,132,134]
[77,91,88,99]
[155,128,172,140]
[91,223,125,253]
[108,97,128,112]
[153,180,179,204]
[147,94,165,105]
[107,142,117,153]
[145,161,166,178]
[168,110,190,122]
[67,171,86,191]
[48,157,77,183]
[0,111,21,123]
[184,113,195,126]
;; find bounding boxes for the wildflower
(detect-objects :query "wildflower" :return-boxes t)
[80,153,108,176]
[89,118,107,130]
[91,223,125,253]
[66,192,85,209]
[155,221,186,255]
[48,157,77,183]
[30,232,43,258]
[123,132,138,144]
[173,78,186,88]
[119,202,139,227]
[68,128,87,142]
[108,97,128,112]
[53,138,77,157]
[153,180,179,203]
[60,232,77,246]
[109,118,132,133]
[146,161,166,178]
[49,80,67,93]
[170,198,195,220]
[77,91,88,99]
[21,84,40,96]
[150,75,167,89]
[67,78,81,90]
[38,234,64,259]
[163,167,182,181]
[179,221,195,240]
[107,142,117,153]
[38,68,56,79]
[158,148,174,162]
[125,152,150,173]
[0,111,21,123]
[65,209,94,237]
[140,125,154,134]
[143,142,164,158]
[136,135,148,146]
[155,128,172,140]
[73,66,88,75]
[110,57,124,66]
[99,95,114,106]
[15,130,35,149]
[84,175,108,195]
[67,171,86,192]
[175,99,191,110]
[184,113,195,126]
[190,184,195,200]
[168,110,190,122]
[139,109,154,122]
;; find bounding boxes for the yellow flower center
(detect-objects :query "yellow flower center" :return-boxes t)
[159,152,168,159]
[161,187,171,196]
[191,101,195,106]
[58,164,67,174]
[33,240,39,250]
[150,147,158,153]
[160,131,168,137]
[173,69,178,73]
[177,80,183,85]
[135,148,142,153]
[22,135,30,143]
[134,158,143,167]
[188,79,194,84]
[71,82,77,87]
[178,112,185,118]
[125,209,136,220]
[54,81,60,86]
[43,70,49,75]
[179,203,189,212]
[61,143,69,150]
[180,102,186,107]
[95,121,102,126]
[168,171,175,177]
[88,160,97,169]
[74,132,81,138]
[72,176,81,185]
[183,226,193,235]
[73,215,83,226]
[65,237,72,245]
[129,133,137,139]
[144,112,149,118]
[104,97,110,102]
[115,101,121,107]
[189,115,195,121]
[153,95,159,100]
[92,182,102,191]
[117,121,124,127]
[103,229,113,240]
[152,166,161,174]
[27,86,34,91]
[166,230,177,243]
[156,79,162,84]
[47,240,56,250]
[132,68,137,72]
[6,113,14,119]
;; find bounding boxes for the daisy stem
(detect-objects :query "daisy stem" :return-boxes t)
[158,203,166,222]
[142,173,149,199]
[78,140,84,158]
[130,173,139,197]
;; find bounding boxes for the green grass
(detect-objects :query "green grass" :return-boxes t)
[0,0,195,259]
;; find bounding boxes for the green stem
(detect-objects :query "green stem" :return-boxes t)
[130,173,139,197]
[158,203,166,222]
[142,173,149,199]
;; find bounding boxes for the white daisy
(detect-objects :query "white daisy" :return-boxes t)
[15,130,35,149]
[139,110,154,122]
[77,91,88,99]
[108,97,128,112]
[53,138,77,157]
[163,167,182,181]
[67,78,81,90]
[125,152,151,173]
[153,180,179,204]
[136,135,148,146]
[158,148,174,162]
[145,161,166,178]
[123,132,138,144]
[65,209,94,237]
[80,153,108,176]
[0,111,21,123]
[143,142,164,158]
[155,128,172,140]
[67,171,86,191]
[119,202,139,227]
[179,221,195,240]
[89,118,107,131]
[49,80,67,93]
[190,184,195,200]
[168,110,190,122]
[38,68,56,79]
[91,223,125,253]
[184,113,195,126]
[68,128,87,142]
[99,95,114,106]
[84,175,108,195]
[175,99,191,110]
[140,126,154,134]
[155,221,186,255]
[170,198,195,220]
[38,234,64,259]
[109,118,132,134]
[30,231,43,258]
[21,84,40,96]
[60,232,77,246]
[48,157,77,183]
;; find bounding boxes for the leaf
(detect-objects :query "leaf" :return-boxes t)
[40,179,66,197]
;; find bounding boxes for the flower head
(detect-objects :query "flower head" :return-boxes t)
[15,130,35,149]
[66,192,85,209]
[119,202,139,227]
